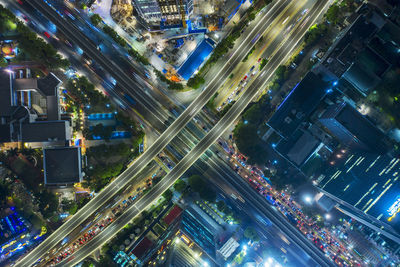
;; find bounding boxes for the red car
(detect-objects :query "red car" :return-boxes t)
[43,31,51,38]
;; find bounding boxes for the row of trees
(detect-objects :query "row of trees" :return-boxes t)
[155,69,184,90]
[90,14,150,67]
[66,76,109,107]
[188,175,216,202]
[0,5,69,69]
[233,94,273,165]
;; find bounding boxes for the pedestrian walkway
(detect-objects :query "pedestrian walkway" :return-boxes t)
[89,0,145,53]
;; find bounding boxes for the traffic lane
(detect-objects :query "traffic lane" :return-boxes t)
[201,158,320,267]
[69,0,332,263]
[19,0,316,264]
[215,0,314,107]
[66,13,322,262]
[12,0,171,128]
[212,0,306,101]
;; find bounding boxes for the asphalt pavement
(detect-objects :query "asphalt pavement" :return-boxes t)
[16,0,295,265]
[64,1,334,266]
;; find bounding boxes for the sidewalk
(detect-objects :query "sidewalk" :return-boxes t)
[89,0,145,53]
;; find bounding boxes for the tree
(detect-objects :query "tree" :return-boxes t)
[173,179,186,193]
[0,180,11,205]
[304,24,328,46]
[61,199,79,214]
[259,58,268,70]
[36,190,59,218]
[248,12,256,21]
[325,4,340,25]
[90,14,102,26]
[244,227,260,242]
[168,81,184,90]
[233,122,269,165]
[188,175,216,202]
[187,75,205,89]
[81,260,93,267]
[162,189,173,201]
[0,55,7,67]
[274,65,289,85]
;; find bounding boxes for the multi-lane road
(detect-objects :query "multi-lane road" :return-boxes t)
[15,0,297,265]
[14,0,334,265]
[62,0,334,266]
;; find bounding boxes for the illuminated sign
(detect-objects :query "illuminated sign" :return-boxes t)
[388,196,400,221]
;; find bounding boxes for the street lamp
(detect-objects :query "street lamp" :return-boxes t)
[304,195,312,204]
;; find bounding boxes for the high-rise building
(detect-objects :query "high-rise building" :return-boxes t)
[319,102,391,154]
[180,204,221,258]
[316,151,400,243]
[131,0,193,24]
[131,0,162,22]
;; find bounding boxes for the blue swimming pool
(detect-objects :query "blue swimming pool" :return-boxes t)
[88,113,115,120]
[178,38,214,80]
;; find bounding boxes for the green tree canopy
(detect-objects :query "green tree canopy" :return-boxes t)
[326,4,340,25]
[162,189,173,201]
[244,227,260,242]
[233,122,269,165]
[90,14,102,26]
[173,179,186,193]
[188,175,216,202]
[187,74,205,89]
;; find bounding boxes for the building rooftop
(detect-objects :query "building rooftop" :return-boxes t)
[43,147,82,185]
[37,73,62,96]
[334,103,389,153]
[342,61,380,96]
[267,72,328,139]
[0,124,11,142]
[14,72,62,97]
[0,71,13,117]
[163,205,183,226]
[276,129,321,167]
[321,14,379,78]
[177,38,214,80]
[21,121,70,143]
[319,151,400,225]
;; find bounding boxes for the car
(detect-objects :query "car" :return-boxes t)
[258,57,262,62]
[43,31,51,38]
[243,75,248,81]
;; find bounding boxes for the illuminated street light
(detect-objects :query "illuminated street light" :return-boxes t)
[304,195,312,204]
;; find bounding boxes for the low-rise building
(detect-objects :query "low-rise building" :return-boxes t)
[0,69,70,146]
[43,147,83,186]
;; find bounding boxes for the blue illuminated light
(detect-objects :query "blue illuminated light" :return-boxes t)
[388,197,400,216]
[276,82,300,111]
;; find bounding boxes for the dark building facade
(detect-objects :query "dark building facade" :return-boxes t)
[317,151,400,242]
[319,102,390,153]
[180,205,221,257]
